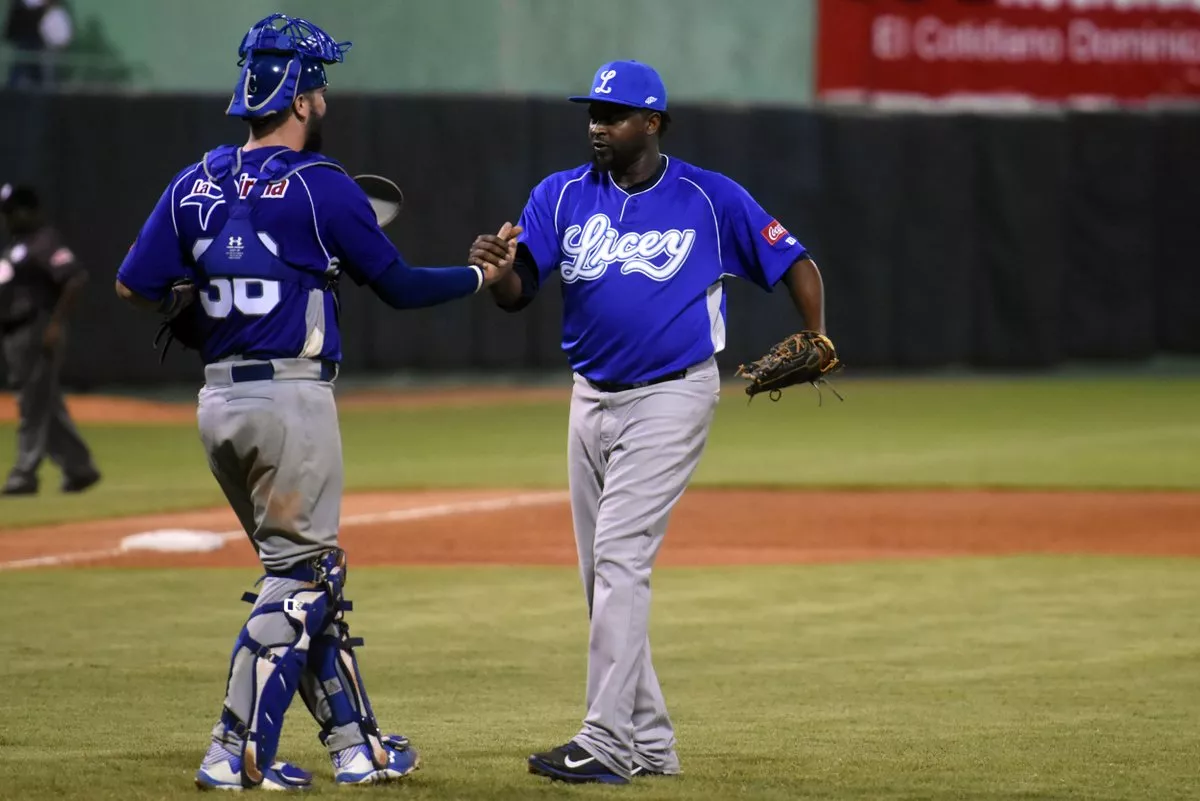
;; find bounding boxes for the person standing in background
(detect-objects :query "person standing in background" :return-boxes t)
[0,182,100,496]
[4,0,73,89]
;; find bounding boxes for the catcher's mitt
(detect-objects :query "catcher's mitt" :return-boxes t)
[735,331,843,403]
[152,280,204,363]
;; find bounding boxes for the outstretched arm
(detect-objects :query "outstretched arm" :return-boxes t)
[369,223,520,310]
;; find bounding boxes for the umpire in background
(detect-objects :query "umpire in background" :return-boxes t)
[0,182,99,495]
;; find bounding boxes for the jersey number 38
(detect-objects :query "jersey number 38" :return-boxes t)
[200,278,281,318]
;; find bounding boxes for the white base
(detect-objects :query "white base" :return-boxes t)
[120,529,228,553]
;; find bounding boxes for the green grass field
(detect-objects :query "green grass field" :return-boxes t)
[3,559,1197,800]
[1,376,1197,529]
[0,375,1197,799]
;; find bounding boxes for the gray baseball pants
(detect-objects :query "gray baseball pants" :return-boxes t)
[567,357,720,780]
[196,358,342,572]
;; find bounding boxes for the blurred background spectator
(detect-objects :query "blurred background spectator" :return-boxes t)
[4,0,73,90]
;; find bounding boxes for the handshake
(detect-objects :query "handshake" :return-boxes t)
[468,222,524,289]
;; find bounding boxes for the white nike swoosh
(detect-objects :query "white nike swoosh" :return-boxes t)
[563,755,596,769]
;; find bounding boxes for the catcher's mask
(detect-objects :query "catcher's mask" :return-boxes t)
[226,14,352,120]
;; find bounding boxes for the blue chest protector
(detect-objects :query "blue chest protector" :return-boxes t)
[194,145,342,293]
[158,146,350,365]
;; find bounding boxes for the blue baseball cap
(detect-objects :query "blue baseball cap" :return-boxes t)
[568,60,668,113]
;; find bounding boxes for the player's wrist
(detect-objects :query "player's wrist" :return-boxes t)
[470,265,485,293]
[156,287,181,316]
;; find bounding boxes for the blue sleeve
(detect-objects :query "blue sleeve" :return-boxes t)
[515,176,564,282]
[116,173,192,300]
[307,169,484,306]
[368,258,482,309]
[307,170,402,286]
[708,173,809,291]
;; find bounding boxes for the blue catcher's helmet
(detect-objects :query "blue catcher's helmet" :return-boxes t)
[226,14,352,119]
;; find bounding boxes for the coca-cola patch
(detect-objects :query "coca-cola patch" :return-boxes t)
[761,220,787,246]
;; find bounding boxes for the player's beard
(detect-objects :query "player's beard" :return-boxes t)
[591,146,615,171]
[593,143,635,174]
[304,110,325,152]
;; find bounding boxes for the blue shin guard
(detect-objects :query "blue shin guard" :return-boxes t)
[303,615,385,751]
[300,611,420,783]
[297,551,410,776]
[214,580,330,788]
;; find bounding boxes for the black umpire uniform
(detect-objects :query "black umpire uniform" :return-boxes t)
[0,183,100,495]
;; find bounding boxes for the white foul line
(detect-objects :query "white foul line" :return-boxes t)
[0,491,570,572]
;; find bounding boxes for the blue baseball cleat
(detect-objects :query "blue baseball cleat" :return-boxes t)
[194,740,313,791]
[331,734,420,785]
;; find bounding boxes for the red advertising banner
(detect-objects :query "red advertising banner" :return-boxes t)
[817,0,1200,105]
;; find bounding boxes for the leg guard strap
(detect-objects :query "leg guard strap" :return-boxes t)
[220,707,252,741]
[243,591,352,613]
[234,630,298,665]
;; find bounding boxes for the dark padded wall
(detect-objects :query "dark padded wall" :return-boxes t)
[0,91,1193,388]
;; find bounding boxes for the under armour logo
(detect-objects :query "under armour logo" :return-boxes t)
[644,96,658,104]
[227,235,245,260]
[594,69,617,94]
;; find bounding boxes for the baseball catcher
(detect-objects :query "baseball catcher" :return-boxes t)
[736,330,843,402]
[114,12,518,792]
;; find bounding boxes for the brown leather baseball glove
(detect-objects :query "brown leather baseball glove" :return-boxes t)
[735,331,843,402]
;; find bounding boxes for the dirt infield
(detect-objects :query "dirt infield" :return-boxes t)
[1,391,1196,571]
[1,487,1196,571]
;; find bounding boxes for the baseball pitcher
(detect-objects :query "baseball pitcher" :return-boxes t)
[114,15,517,791]
[471,60,838,784]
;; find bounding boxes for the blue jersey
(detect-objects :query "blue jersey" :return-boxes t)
[517,155,809,384]
[117,145,399,365]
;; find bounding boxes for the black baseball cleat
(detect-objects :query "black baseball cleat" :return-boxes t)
[61,470,101,494]
[1,480,37,496]
[527,741,628,785]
